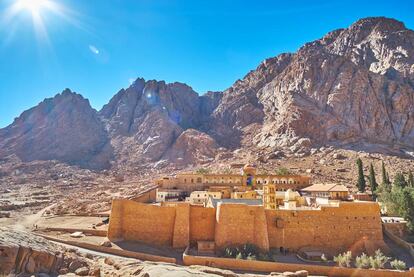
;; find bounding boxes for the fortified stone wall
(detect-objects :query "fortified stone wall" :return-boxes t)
[108,199,176,246]
[215,204,269,250]
[108,200,385,254]
[265,202,384,254]
[189,206,216,244]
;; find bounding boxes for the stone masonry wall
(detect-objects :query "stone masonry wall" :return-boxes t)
[265,202,385,254]
[189,206,216,244]
[108,199,385,254]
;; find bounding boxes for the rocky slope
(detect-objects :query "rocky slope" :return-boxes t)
[1,17,414,170]
[0,227,309,277]
[213,17,414,156]
[0,90,112,170]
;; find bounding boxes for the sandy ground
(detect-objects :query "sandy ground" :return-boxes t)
[36,215,108,231]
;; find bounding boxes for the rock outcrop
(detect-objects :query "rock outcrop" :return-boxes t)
[0,227,65,275]
[164,129,219,165]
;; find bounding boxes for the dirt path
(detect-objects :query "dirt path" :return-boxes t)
[12,203,57,231]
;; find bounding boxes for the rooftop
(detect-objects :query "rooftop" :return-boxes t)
[208,198,263,208]
[301,183,349,192]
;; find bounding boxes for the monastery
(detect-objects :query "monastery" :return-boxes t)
[108,164,386,257]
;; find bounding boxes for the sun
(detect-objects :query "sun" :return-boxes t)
[2,0,69,45]
[17,0,48,14]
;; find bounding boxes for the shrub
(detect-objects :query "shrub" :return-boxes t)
[390,259,407,270]
[223,246,238,258]
[196,168,210,174]
[275,167,290,175]
[258,252,272,262]
[355,253,370,269]
[246,254,257,260]
[333,251,352,267]
[235,252,243,259]
[240,243,259,258]
[369,249,389,269]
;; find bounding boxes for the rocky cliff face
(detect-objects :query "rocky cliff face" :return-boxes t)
[212,17,414,155]
[0,90,112,170]
[99,78,222,165]
[1,17,413,169]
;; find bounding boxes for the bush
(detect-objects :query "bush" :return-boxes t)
[223,246,238,258]
[369,249,389,269]
[258,252,272,262]
[355,253,370,269]
[275,167,290,175]
[235,252,243,259]
[196,168,210,174]
[246,254,257,260]
[240,243,259,258]
[390,259,407,270]
[333,251,352,267]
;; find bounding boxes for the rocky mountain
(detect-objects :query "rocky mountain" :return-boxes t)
[0,89,113,170]
[212,17,414,156]
[99,78,221,166]
[1,17,414,170]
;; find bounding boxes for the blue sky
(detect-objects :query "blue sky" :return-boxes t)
[0,0,413,128]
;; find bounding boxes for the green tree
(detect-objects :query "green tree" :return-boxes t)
[356,158,366,192]
[400,189,414,231]
[368,163,378,198]
[381,161,391,191]
[275,167,290,176]
[408,171,414,187]
[196,167,211,174]
[393,172,408,189]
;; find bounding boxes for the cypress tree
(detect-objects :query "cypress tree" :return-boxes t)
[381,161,391,191]
[401,189,414,231]
[356,158,366,192]
[393,172,408,189]
[408,171,414,187]
[369,163,378,197]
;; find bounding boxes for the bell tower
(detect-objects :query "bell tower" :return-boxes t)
[242,164,257,188]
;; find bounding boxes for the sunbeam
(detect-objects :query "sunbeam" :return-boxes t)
[1,0,80,48]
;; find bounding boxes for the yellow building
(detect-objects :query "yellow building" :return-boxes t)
[301,183,349,200]
[231,190,259,199]
[155,164,311,192]
[263,185,305,209]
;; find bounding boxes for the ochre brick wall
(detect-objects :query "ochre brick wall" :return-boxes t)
[130,187,157,203]
[108,200,385,254]
[189,206,216,243]
[215,204,269,250]
[108,199,176,246]
[265,202,384,254]
[173,203,190,248]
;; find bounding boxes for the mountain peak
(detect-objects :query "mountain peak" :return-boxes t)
[351,17,406,32]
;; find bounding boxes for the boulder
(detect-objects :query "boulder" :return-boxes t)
[75,266,90,276]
